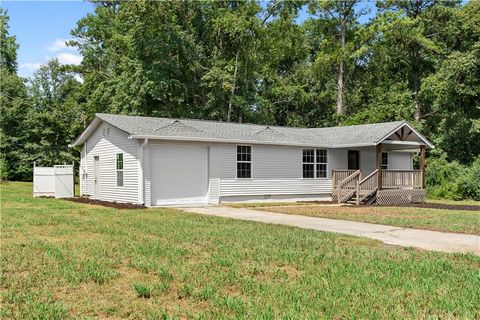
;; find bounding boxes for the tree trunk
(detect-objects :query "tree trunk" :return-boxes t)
[227,48,240,122]
[336,19,346,116]
[412,46,421,121]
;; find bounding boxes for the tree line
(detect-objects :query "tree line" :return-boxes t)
[0,1,479,198]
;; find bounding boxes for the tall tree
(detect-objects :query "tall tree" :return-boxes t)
[0,9,29,180]
[307,0,366,116]
[24,59,84,170]
[376,0,457,120]
[0,8,18,73]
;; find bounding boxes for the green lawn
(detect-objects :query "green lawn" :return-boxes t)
[1,182,480,319]
[228,202,480,235]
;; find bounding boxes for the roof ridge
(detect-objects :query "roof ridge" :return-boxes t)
[95,113,406,131]
[154,120,204,132]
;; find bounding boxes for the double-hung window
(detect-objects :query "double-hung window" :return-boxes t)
[237,145,252,178]
[116,153,124,187]
[381,152,389,170]
[303,149,328,178]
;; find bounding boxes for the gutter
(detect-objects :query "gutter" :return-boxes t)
[128,134,389,149]
[138,138,148,205]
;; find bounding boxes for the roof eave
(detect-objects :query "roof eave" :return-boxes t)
[376,121,435,149]
[128,134,384,149]
[69,117,103,147]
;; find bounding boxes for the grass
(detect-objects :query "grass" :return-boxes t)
[1,182,480,319]
[227,202,480,235]
[428,199,480,206]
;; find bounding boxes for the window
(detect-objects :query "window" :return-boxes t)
[116,153,124,186]
[316,149,328,178]
[302,149,315,178]
[303,149,328,178]
[237,145,251,178]
[381,152,389,170]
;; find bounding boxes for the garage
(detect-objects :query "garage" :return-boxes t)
[150,144,209,206]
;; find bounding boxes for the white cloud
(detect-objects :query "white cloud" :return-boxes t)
[46,38,75,52]
[20,62,42,71]
[17,63,41,78]
[56,53,82,65]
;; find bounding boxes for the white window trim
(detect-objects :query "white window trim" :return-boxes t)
[116,153,124,187]
[302,148,329,179]
[381,152,389,170]
[236,145,252,179]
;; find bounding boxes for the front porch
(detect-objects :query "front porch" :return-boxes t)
[332,139,428,205]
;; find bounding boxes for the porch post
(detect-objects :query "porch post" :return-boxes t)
[376,144,382,190]
[419,145,426,189]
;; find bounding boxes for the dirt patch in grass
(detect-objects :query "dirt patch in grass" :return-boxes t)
[380,203,480,211]
[64,197,145,210]
[297,200,335,205]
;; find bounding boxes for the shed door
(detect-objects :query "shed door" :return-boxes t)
[150,145,208,205]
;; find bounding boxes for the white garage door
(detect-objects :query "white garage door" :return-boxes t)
[151,145,208,206]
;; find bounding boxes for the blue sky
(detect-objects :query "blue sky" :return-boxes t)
[3,1,376,78]
[2,1,94,78]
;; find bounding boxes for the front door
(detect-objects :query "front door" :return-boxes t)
[93,156,99,198]
[348,150,360,170]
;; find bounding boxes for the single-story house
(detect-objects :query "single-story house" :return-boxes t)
[70,114,434,206]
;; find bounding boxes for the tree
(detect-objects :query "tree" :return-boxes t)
[375,0,458,120]
[307,0,367,116]
[421,1,480,164]
[0,8,18,73]
[0,9,29,180]
[24,59,84,169]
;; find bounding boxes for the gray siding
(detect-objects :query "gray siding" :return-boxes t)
[218,144,333,198]
[388,152,413,170]
[83,122,139,203]
[208,145,221,204]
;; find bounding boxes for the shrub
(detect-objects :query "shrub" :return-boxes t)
[456,157,480,200]
[0,157,8,182]
[426,156,480,200]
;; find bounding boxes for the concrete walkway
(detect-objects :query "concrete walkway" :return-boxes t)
[183,206,480,255]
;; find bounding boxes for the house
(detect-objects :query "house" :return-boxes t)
[70,114,434,206]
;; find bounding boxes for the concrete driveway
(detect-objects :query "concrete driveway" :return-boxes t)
[183,206,480,255]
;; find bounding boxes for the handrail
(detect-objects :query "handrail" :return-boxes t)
[357,169,379,204]
[339,170,361,187]
[359,169,378,185]
[337,170,361,203]
[332,169,358,189]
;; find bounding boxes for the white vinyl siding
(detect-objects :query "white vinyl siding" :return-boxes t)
[389,152,413,170]
[83,122,139,203]
[208,145,221,204]
[79,144,86,196]
[219,144,333,198]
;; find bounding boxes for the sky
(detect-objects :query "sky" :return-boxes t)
[2,1,377,79]
[2,1,94,78]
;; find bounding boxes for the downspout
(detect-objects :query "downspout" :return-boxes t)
[138,138,148,205]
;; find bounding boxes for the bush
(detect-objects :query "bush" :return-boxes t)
[426,156,480,200]
[456,158,480,200]
[0,158,8,182]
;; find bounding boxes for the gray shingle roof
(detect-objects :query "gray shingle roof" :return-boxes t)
[92,113,406,148]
